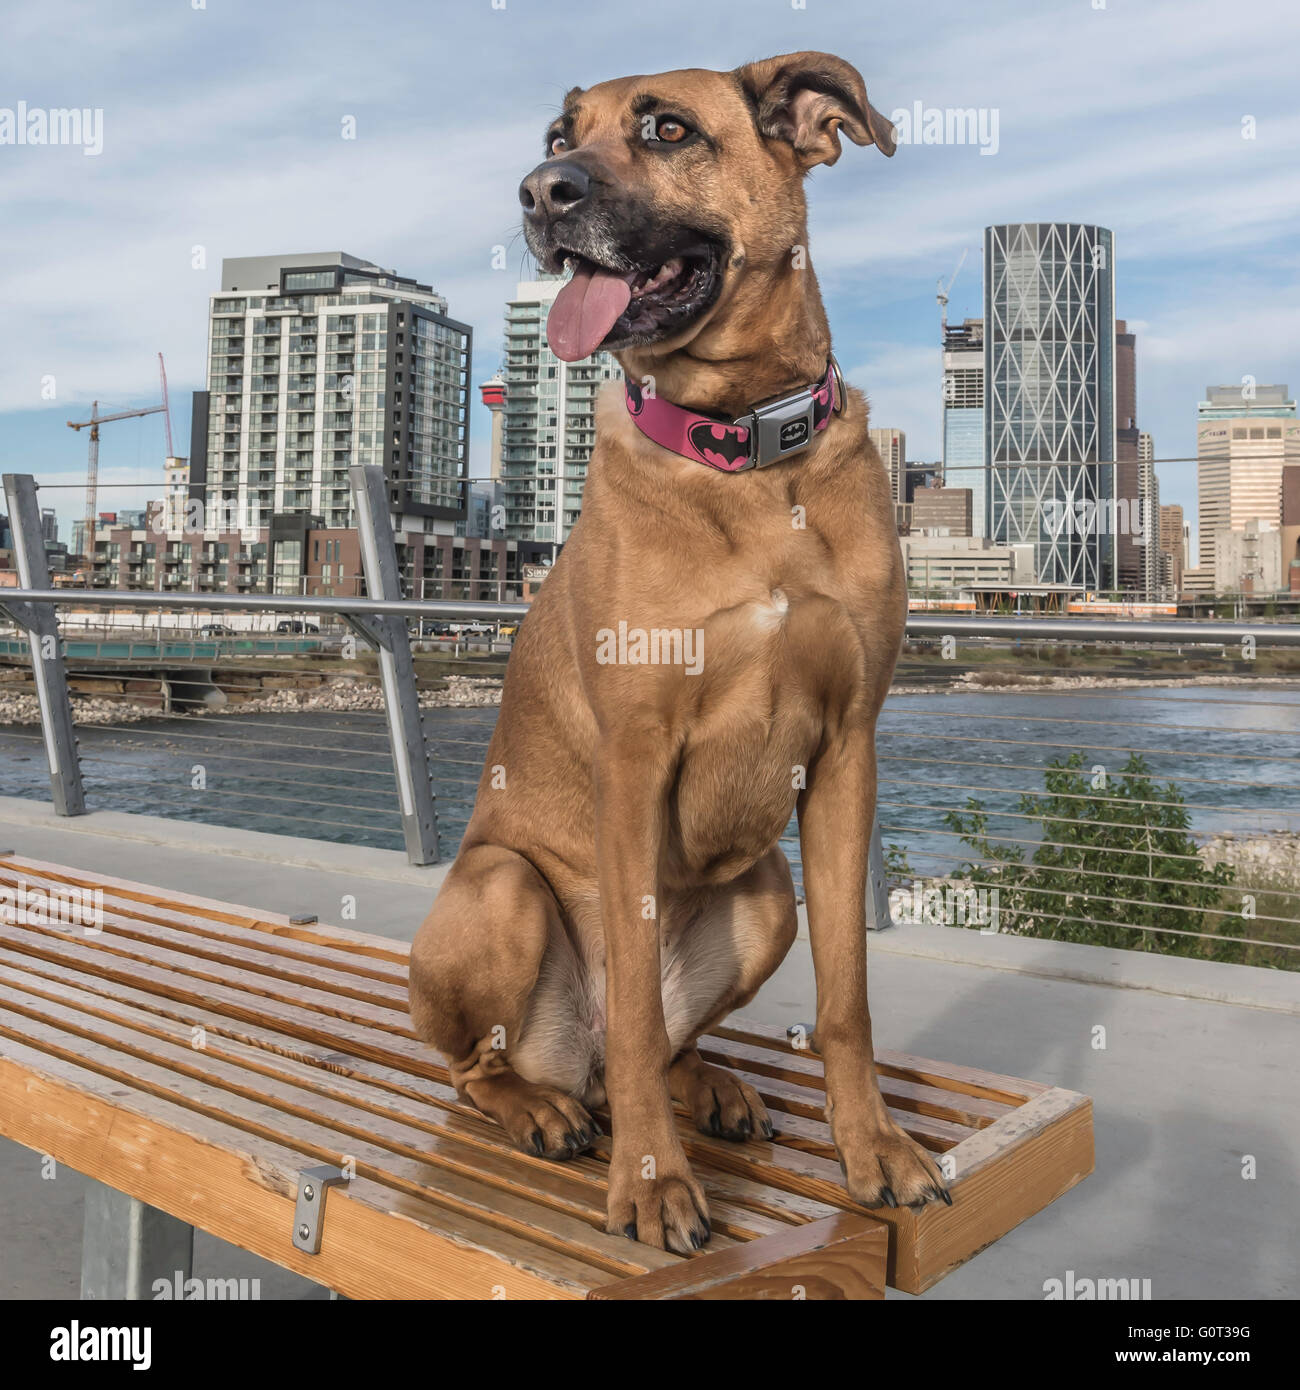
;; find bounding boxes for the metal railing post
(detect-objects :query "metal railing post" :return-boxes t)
[0,473,85,815]
[348,465,439,865]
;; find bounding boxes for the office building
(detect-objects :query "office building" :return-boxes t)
[942,319,986,537]
[1283,465,1300,594]
[1158,500,1186,596]
[1196,384,1299,585]
[1114,322,1144,592]
[1137,428,1159,595]
[501,276,621,543]
[1214,519,1284,595]
[869,427,907,512]
[985,223,1116,589]
[911,482,973,536]
[900,534,1036,592]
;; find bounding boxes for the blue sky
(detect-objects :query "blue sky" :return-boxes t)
[2,0,1297,550]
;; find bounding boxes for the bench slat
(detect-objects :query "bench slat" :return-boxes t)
[0,861,410,986]
[0,1034,605,1298]
[0,956,828,1241]
[0,997,679,1277]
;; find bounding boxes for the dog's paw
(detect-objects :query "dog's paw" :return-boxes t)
[607,1152,711,1254]
[680,1062,774,1142]
[500,1085,600,1161]
[837,1123,951,1212]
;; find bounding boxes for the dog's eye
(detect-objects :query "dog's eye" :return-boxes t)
[647,116,692,144]
[548,133,568,155]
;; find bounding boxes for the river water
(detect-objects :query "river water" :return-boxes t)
[2,687,1299,894]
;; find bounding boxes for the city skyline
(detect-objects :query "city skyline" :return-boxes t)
[2,0,1297,555]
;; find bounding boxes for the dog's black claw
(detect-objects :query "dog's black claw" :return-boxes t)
[623,1222,637,1241]
[938,1187,953,1206]
[760,1120,774,1140]
[707,1108,721,1135]
[881,1187,898,1208]
[590,1118,604,1137]
[689,1231,701,1250]
[527,1130,544,1157]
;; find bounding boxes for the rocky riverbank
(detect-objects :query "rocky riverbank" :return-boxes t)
[1200,832,1300,890]
[0,673,504,726]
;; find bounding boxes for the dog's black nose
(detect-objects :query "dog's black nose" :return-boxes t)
[519,159,591,219]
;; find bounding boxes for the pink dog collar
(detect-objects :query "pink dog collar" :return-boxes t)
[624,358,842,472]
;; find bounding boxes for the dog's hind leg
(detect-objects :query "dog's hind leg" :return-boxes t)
[409,844,597,1160]
[663,847,798,1142]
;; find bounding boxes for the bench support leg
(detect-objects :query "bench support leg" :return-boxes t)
[81,1180,194,1301]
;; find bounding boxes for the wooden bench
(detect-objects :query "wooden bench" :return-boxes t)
[0,853,1093,1299]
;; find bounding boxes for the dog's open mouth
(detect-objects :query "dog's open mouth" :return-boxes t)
[546,245,722,362]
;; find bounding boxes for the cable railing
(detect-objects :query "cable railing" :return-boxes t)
[4,466,1300,973]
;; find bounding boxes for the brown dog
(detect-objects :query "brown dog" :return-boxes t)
[409,51,949,1255]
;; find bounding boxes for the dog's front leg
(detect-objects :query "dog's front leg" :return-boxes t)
[595,738,711,1253]
[798,728,950,1210]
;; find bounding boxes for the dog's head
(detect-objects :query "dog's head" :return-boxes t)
[520,52,895,363]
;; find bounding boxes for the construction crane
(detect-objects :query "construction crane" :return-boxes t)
[157,351,174,457]
[936,249,968,336]
[67,376,167,561]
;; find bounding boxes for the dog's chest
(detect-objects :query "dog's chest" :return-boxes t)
[669,581,870,879]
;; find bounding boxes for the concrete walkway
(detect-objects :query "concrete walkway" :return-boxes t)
[0,798,1296,1300]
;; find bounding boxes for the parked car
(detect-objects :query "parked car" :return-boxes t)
[275,620,320,634]
[419,620,453,637]
[199,623,234,636]
[448,621,493,636]
[498,622,520,638]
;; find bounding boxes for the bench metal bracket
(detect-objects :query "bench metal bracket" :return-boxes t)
[292,1164,347,1254]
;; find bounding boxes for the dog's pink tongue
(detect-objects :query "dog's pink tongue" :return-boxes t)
[547,263,631,362]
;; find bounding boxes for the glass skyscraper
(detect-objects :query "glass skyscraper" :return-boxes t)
[985,223,1116,589]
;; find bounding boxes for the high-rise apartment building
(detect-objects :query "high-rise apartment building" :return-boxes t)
[1196,384,1299,584]
[985,223,1116,589]
[189,252,471,539]
[942,318,986,537]
[501,276,621,543]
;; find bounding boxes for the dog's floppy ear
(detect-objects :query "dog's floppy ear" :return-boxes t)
[736,52,896,167]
